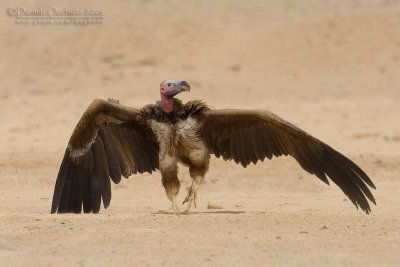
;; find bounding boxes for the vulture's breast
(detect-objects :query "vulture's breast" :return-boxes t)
[148,116,207,163]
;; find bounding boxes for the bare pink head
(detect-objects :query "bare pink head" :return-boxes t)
[159,80,190,113]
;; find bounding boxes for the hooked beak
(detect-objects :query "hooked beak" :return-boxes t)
[163,80,191,98]
[179,81,191,92]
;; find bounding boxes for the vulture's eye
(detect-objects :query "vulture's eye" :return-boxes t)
[167,83,172,87]
[161,88,165,91]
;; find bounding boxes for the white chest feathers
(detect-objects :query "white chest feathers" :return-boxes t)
[148,116,206,158]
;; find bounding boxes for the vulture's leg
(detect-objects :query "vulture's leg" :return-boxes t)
[171,195,179,215]
[160,154,180,215]
[183,161,209,214]
[182,177,201,213]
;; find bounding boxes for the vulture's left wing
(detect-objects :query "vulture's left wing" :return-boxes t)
[200,109,376,214]
[51,99,159,213]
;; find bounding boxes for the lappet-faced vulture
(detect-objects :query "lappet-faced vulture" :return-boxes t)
[51,80,376,214]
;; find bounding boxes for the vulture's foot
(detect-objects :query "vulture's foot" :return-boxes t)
[182,181,198,214]
[171,195,181,217]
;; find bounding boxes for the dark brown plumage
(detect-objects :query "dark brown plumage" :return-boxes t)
[51,81,376,214]
[200,109,375,213]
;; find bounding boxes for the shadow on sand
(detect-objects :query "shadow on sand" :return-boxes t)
[154,210,245,215]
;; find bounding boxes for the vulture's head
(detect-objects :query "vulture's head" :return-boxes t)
[160,80,191,98]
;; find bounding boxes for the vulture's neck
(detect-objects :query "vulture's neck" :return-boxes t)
[161,94,174,113]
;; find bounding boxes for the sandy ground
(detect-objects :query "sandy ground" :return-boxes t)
[1,0,400,266]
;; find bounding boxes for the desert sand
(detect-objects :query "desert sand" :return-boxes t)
[1,0,400,266]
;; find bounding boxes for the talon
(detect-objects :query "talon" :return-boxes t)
[184,182,198,213]
[182,185,193,205]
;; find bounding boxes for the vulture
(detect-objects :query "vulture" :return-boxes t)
[51,80,376,215]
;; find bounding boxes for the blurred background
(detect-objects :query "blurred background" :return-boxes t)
[0,1,399,266]
[1,0,399,157]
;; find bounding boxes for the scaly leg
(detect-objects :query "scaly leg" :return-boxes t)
[183,157,209,214]
[160,154,180,216]
[182,180,198,214]
[171,195,180,217]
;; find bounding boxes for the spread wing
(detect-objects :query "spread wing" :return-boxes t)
[200,109,376,214]
[51,99,159,213]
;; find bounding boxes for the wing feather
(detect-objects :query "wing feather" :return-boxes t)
[121,127,138,174]
[51,99,159,213]
[73,160,84,213]
[93,137,112,209]
[200,109,376,214]
[107,125,131,178]
[98,128,121,184]
[250,129,265,161]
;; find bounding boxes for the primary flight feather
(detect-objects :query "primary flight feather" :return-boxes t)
[51,80,376,214]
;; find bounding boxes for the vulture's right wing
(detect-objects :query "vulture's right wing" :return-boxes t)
[200,109,376,214]
[51,99,159,214]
